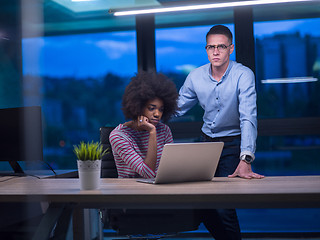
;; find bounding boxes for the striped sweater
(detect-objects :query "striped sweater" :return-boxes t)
[109,122,173,178]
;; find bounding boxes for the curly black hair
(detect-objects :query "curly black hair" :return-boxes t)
[122,71,179,122]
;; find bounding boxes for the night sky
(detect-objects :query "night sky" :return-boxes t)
[22,18,320,79]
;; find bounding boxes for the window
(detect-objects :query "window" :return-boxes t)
[253,18,320,176]
[255,18,320,119]
[22,31,137,169]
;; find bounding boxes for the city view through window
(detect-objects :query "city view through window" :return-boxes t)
[21,18,320,173]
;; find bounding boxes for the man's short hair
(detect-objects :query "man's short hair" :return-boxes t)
[206,25,233,43]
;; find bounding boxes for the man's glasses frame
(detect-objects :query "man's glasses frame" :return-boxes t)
[205,43,233,52]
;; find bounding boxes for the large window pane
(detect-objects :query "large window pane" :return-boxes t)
[253,18,320,176]
[255,18,320,118]
[22,31,137,169]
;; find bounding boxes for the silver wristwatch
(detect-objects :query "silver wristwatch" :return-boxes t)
[240,155,254,164]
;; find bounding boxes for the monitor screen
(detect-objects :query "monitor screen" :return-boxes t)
[0,106,43,174]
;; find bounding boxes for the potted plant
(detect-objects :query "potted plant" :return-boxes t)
[73,141,108,190]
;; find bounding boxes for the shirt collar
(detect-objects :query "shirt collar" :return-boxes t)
[223,61,233,80]
[208,61,233,82]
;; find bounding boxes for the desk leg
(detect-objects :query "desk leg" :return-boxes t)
[52,204,74,239]
[32,203,74,240]
[32,203,65,240]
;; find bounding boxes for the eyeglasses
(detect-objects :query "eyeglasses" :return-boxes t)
[205,44,232,52]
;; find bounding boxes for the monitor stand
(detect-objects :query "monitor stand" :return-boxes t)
[0,161,26,177]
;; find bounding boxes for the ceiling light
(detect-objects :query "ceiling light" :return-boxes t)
[261,77,318,84]
[112,0,314,16]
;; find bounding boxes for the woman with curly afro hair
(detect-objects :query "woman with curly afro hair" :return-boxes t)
[109,71,179,178]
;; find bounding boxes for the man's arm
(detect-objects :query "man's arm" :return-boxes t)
[176,74,198,117]
[229,67,264,179]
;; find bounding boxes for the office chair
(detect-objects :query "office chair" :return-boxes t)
[99,126,199,240]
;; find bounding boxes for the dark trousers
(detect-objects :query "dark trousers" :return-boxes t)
[196,133,242,240]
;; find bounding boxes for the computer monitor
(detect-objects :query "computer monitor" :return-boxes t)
[0,106,43,175]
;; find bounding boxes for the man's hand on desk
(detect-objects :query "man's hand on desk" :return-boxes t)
[228,160,265,179]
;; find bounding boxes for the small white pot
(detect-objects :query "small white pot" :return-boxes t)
[77,159,101,190]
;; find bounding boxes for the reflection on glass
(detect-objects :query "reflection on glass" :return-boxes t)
[22,31,137,169]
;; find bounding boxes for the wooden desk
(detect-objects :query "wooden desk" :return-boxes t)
[1,175,320,240]
[1,175,320,209]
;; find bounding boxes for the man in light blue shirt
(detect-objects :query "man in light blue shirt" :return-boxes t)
[177,25,264,239]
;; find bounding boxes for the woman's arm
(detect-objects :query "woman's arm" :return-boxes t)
[144,128,157,171]
[110,128,156,178]
[136,116,158,171]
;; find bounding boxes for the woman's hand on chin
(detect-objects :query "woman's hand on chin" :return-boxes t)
[137,116,156,133]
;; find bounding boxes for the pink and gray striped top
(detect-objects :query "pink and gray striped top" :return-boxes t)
[109,122,173,178]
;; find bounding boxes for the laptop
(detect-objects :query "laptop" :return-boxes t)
[137,142,224,184]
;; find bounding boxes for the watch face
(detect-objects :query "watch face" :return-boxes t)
[245,155,253,163]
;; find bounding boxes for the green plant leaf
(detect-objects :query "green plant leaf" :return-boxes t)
[73,141,109,161]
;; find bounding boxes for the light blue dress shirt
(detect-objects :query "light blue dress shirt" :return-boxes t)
[177,61,257,158]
